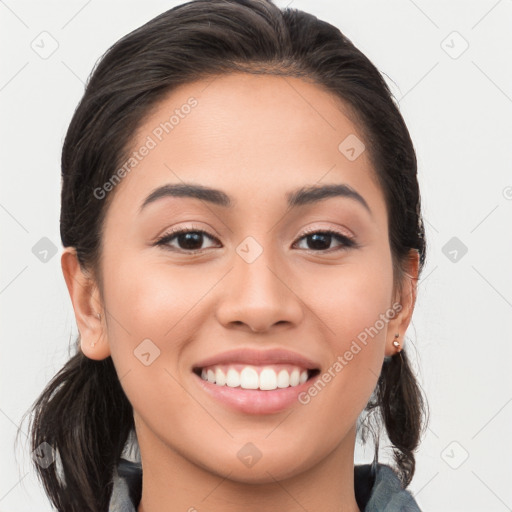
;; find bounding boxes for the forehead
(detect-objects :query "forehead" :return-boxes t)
[104,72,385,220]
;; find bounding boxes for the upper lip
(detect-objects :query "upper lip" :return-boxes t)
[193,348,320,370]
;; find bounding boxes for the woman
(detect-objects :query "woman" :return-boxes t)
[24,0,428,510]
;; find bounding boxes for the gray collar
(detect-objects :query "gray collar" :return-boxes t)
[108,459,421,511]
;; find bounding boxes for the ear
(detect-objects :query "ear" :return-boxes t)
[61,247,111,360]
[384,249,420,357]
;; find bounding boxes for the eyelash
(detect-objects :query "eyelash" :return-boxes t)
[154,224,358,254]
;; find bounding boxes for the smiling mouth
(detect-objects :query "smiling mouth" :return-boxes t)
[193,364,321,391]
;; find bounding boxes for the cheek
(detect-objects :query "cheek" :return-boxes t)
[302,249,394,402]
[103,251,203,338]
[306,250,394,347]
[100,250,211,386]
[102,254,203,424]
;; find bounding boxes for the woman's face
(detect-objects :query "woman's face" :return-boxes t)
[78,72,416,482]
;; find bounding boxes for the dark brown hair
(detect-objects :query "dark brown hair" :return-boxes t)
[18,0,428,510]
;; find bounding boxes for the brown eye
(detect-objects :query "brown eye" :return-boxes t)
[155,228,220,252]
[294,230,357,252]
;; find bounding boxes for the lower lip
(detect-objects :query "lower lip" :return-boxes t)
[192,372,319,415]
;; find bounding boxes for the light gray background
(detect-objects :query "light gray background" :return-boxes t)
[1,1,511,510]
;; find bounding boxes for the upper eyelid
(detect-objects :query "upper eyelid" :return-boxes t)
[158,225,354,240]
[298,226,354,239]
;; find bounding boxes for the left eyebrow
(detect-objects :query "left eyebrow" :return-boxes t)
[286,183,372,215]
[139,182,371,216]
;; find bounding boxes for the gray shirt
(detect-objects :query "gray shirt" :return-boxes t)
[108,459,422,511]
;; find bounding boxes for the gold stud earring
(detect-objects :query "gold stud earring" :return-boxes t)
[392,333,402,352]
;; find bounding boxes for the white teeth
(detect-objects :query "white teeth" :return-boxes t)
[226,368,240,387]
[277,369,290,388]
[259,367,277,390]
[215,367,226,386]
[198,364,312,390]
[240,367,259,389]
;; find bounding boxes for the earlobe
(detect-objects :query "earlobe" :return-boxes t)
[61,248,111,360]
[385,249,420,357]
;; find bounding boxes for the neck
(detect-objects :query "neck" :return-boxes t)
[135,421,361,512]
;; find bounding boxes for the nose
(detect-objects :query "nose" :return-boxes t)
[215,245,304,333]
